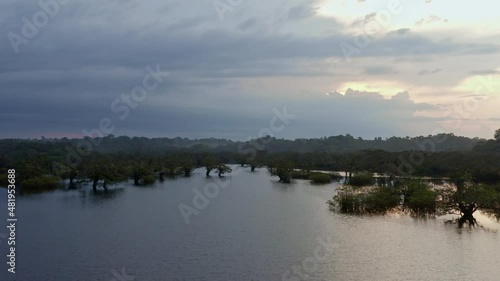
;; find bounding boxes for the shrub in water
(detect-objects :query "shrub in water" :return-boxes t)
[21,175,60,190]
[349,172,375,187]
[399,181,438,214]
[364,187,401,213]
[142,174,156,185]
[406,187,437,214]
[309,173,332,184]
[332,186,400,214]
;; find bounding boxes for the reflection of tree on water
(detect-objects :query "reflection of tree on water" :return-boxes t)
[80,186,126,206]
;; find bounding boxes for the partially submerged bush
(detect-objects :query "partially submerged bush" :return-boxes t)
[388,181,440,214]
[331,186,400,214]
[364,187,401,213]
[309,173,332,184]
[291,170,340,183]
[332,192,364,213]
[291,170,309,180]
[404,183,438,214]
[349,172,375,187]
[142,174,156,185]
[21,175,60,190]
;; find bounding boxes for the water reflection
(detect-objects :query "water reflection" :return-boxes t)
[1,167,499,281]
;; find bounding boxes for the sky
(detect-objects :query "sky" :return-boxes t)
[0,0,499,140]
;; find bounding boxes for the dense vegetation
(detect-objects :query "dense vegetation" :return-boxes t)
[1,131,499,224]
[1,133,500,189]
[330,180,438,215]
[0,133,486,157]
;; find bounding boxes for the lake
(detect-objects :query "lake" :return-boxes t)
[1,165,500,281]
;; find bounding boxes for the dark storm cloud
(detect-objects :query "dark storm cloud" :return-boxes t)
[0,0,498,139]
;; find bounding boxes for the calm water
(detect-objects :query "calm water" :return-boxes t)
[1,165,500,281]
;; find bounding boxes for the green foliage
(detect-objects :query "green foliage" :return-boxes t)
[142,174,156,185]
[309,173,332,184]
[495,128,500,141]
[177,154,195,177]
[163,155,182,175]
[364,187,401,213]
[202,154,218,176]
[290,170,339,184]
[235,153,251,167]
[331,192,364,213]
[349,172,375,187]
[463,184,500,212]
[83,154,128,189]
[332,186,400,214]
[268,159,294,183]
[216,164,232,177]
[1,134,500,186]
[21,175,60,190]
[404,182,437,214]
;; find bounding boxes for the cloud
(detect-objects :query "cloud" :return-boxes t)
[415,15,448,26]
[418,69,442,75]
[0,0,499,139]
[388,28,411,36]
[238,17,259,31]
[470,69,499,75]
[287,4,319,21]
[351,12,377,27]
[364,66,399,75]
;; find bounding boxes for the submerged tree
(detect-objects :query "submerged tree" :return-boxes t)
[131,160,149,186]
[202,155,218,177]
[458,202,478,227]
[448,170,481,226]
[268,159,293,183]
[249,150,267,172]
[216,164,232,177]
[83,155,125,192]
[62,166,79,188]
[178,154,195,177]
[163,155,180,176]
[236,153,250,167]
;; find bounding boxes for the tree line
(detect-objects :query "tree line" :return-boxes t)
[1,130,499,226]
